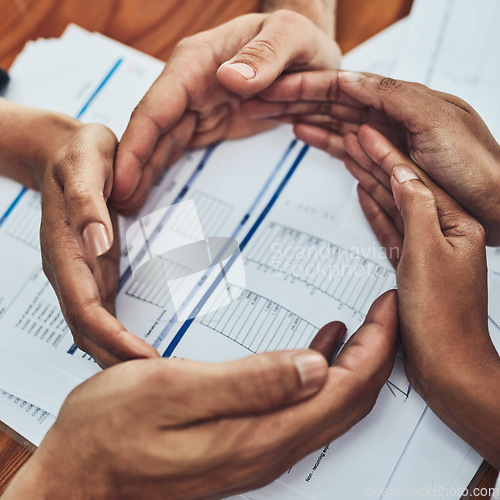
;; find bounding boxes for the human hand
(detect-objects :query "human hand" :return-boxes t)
[112,10,341,214]
[5,291,398,500]
[242,70,500,244]
[346,128,500,467]
[40,123,159,366]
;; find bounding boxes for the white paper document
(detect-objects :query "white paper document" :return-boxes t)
[1,3,499,496]
[0,25,426,500]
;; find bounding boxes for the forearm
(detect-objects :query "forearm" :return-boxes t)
[260,0,336,36]
[2,454,51,500]
[0,99,79,190]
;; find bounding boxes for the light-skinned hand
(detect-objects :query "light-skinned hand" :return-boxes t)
[39,123,159,366]
[3,291,399,499]
[0,100,158,367]
[112,11,341,214]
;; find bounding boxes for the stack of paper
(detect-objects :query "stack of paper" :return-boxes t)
[0,1,498,497]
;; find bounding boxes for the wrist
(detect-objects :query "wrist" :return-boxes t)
[3,422,114,500]
[423,355,500,468]
[260,0,336,37]
[0,99,80,190]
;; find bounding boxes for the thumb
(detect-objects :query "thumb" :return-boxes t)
[217,11,339,96]
[55,125,116,258]
[164,348,330,421]
[390,165,442,245]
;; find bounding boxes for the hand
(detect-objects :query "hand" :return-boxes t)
[40,123,159,366]
[242,70,500,244]
[4,292,398,500]
[347,128,500,468]
[112,10,341,214]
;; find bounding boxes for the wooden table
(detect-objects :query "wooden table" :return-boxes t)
[0,0,497,496]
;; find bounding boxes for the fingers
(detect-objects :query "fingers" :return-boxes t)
[153,293,397,477]
[293,123,345,158]
[248,290,399,459]
[40,224,159,365]
[247,70,362,105]
[335,71,439,131]
[217,11,340,97]
[332,290,398,385]
[241,70,365,118]
[308,321,347,363]
[344,132,392,190]
[114,112,197,215]
[52,124,117,258]
[112,52,194,205]
[357,185,403,269]
[363,135,443,247]
[159,349,330,421]
[345,152,401,224]
[40,253,124,368]
[356,125,474,242]
[356,125,487,255]
[41,126,160,364]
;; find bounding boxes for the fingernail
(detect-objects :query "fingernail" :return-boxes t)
[224,62,256,80]
[338,71,362,83]
[392,165,419,184]
[294,353,327,390]
[82,222,110,257]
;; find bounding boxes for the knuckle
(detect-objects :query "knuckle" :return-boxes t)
[269,9,303,27]
[142,362,172,388]
[317,102,333,116]
[408,81,430,93]
[236,36,280,65]
[377,77,403,93]
[53,142,85,174]
[440,92,474,115]
[252,362,290,407]
[405,182,434,204]
[65,181,93,208]
[450,95,471,113]
[171,35,198,55]
[64,295,98,332]
[464,218,486,242]
[326,78,341,101]
[316,130,334,153]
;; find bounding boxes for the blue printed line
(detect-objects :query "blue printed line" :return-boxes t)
[63,58,124,356]
[162,144,309,357]
[240,145,309,252]
[1,59,123,234]
[67,344,78,355]
[76,59,123,119]
[233,139,297,241]
[117,143,219,292]
[150,139,298,349]
[0,187,27,228]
